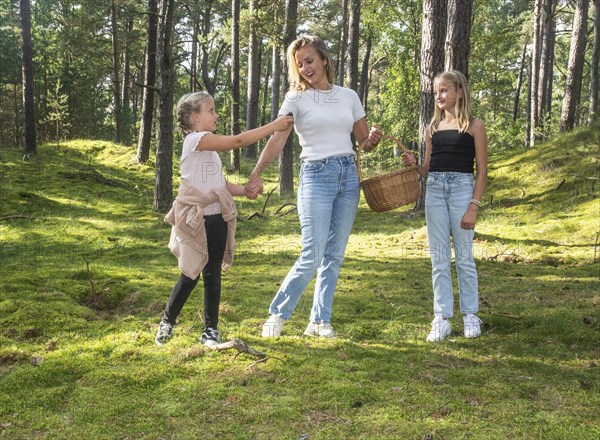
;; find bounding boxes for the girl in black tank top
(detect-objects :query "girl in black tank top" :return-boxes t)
[402,70,488,342]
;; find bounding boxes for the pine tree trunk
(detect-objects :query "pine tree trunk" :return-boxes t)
[528,0,542,147]
[136,0,158,164]
[560,0,590,132]
[417,0,447,210]
[191,19,198,92]
[537,0,555,138]
[201,0,215,96]
[271,44,281,122]
[230,0,241,171]
[444,0,472,76]
[358,33,371,106]
[346,0,360,91]
[20,0,36,156]
[337,0,349,86]
[244,0,260,159]
[279,0,297,196]
[590,0,600,122]
[110,0,123,144]
[513,43,528,122]
[121,16,133,146]
[154,0,175,213]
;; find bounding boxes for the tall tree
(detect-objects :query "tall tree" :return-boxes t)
[230,0,241,170]
[20,0,36,156]
[244,0,261,159]
[271,42,281,123]
[137,0,159,164]
[121,14,134,145]
[337,0,349,86]
[279,0,297,196]
[110,0,123,143]
[538,0,556,133]
[346,0,360,91]
[560,0,589,132]
[528,0,543,146]
[154,0,175,213]
[513,43,528,122]
[358,31,372,105]
[590,0,600,122]
[418,0,447,209]
[444,0,472,76]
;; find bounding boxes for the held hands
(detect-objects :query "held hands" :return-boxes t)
[244,178,264,200]
[401,151,417,166]
[272,114,294,132]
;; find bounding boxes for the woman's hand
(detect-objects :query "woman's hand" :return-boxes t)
[367,124,382,149]
[271,114,294,132]
[401,151,417,166]
[244,179,264,200]
[461,206,479,230]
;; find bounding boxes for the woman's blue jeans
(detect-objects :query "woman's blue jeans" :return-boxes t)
[268,155,360,323]
[425,171,479,318]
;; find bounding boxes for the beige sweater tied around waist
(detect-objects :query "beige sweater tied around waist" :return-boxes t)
[164,178,237,279]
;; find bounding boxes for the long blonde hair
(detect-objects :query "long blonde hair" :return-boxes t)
[176,91,212,134]
[428,70,473,134]
[286,35,335,91]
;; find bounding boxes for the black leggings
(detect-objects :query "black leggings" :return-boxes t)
[162,214,228,330]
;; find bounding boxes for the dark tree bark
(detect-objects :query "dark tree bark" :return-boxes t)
[590,0,600,122]
[20,0,36,156]
[346,0,360,91]
[154,0,175,213]
[136,0,159,164]
[244,0,260,159]
[337,0,349,86]
[444,0,472,76]
[110,0,123,143]
[279,0,297,196]
[230,0,241,170]
[417,0,447,210]
[528,0,543,146]
[358,33,372,105]
[560,0,589,132]
[190,18,199,92]
[271,43,281,122]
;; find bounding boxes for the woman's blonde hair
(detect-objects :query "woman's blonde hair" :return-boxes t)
[286,35,335,91]
[428,70,473,134]
[176,91,213,134]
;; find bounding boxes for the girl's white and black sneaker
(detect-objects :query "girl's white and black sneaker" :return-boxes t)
[155,321,174,346]
[200,328,221,347]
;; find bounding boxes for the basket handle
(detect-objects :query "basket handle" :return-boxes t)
[356,133,410,183]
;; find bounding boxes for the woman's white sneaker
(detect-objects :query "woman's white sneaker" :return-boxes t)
[463,314,482,338]
[262,314,285,337]
[304,322,336,338]
[426,316,451,342]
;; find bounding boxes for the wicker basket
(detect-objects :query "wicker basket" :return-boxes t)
[356,134,421,212]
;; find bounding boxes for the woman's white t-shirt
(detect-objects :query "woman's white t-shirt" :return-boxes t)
[180,131,225,215]
[278,85,366,161]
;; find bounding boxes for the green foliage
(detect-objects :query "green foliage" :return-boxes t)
[0,124,599,438]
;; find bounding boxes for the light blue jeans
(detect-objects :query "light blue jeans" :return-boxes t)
[268,155,360,323]
[425,171,479,318]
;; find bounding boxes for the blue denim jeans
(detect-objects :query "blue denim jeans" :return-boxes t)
[425,171,479,318]
[268,155,360,323]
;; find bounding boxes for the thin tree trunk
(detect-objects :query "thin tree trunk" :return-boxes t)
[154,0,175,213]
[244,0,260,159]
[110,0,123,143]
[560,0,589,132]
[230,0,240,170]
[543,6,556,122]
[201,0,215,96]
[121,16,133,145]
[513,43,528,122]
[271,43,281,122]
[136,0,158,164]
[20,0,36,156]
[528,0,542,147]
[537,0,555,138]
[337,0,349,86]
[346,0,360,91]
[191,19,199,92]
[444,0,472,76]
[358,33,372,105]
[590,0,600,123]
[417,0,447,210]
[279,0,297,196]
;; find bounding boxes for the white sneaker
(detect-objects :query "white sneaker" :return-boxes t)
[463,314,482,338]
[262,314,285,337]
[304,322,336,338]
[426,316,451,342]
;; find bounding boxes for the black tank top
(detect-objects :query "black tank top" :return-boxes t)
[429,129,475,173]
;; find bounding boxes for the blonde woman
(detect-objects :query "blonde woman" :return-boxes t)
[250,35,382,338]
